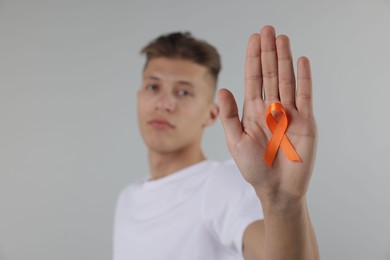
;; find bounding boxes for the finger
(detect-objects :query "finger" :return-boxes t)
[218,88,243,147]
[296,57,313,116]
[260,25,279,103]
[276,35,296,108]
[244,33,263,102]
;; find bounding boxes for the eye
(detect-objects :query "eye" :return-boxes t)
[146,84,158,91]
[177,89,191,97]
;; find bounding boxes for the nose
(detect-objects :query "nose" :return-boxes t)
[155,91,176,113]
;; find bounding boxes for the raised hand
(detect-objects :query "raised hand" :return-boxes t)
[218,26,318,200]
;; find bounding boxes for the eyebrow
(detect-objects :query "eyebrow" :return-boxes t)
[144,76,161,81]
[176,80,194,88]
[143,76,194,88]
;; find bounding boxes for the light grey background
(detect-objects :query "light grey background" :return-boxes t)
[1,0,389,259]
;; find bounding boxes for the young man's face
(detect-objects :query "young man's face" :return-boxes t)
[137,57,218,154]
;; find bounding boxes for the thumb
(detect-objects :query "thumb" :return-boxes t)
[218,88,243,147]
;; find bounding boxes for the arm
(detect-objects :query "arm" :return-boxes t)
[218,25,320,260]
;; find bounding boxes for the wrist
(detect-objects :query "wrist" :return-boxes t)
[255,188,307,216]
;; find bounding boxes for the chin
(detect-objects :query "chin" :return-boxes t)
[148,146,179,154]
[143,139,177,153]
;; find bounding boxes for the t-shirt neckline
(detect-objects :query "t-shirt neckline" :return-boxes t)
[142,159,213,189]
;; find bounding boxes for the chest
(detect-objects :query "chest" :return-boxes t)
[115,194,223,260]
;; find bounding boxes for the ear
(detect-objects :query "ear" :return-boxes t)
[203,103,219,128]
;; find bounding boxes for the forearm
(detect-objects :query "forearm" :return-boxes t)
[257,192,320,260]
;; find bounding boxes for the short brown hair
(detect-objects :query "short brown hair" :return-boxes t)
[141,32,221,86]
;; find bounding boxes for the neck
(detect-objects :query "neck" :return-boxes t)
[147,146,206,180]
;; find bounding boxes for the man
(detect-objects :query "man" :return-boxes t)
[114,25,320,260]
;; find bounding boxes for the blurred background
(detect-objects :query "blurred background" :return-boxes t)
[1,0,390,259]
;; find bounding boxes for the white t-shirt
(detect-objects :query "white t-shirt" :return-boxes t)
[113,159,264,260]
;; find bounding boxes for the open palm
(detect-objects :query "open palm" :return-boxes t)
[218,26,318,199]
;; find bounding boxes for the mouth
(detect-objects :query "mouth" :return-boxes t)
[147,119,175,129]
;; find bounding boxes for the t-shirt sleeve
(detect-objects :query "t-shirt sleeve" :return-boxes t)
[201,159,264,257]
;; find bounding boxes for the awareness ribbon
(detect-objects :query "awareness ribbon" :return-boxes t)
[264,103,302,167]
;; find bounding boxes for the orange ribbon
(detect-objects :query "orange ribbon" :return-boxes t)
[264,103,301,167]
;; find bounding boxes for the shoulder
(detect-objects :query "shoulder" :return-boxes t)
[201,159,263,252]
[115,178,145,207]
[201,158,258,209]
[206,158,250,191]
